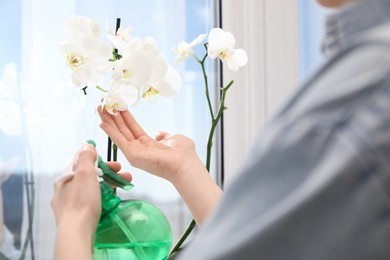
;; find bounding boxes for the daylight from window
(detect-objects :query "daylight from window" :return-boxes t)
[0,0,216,259]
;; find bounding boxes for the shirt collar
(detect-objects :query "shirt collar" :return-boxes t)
[322,0,390,57]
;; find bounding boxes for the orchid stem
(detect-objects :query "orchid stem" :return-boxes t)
[199,54,215,121]
[206,80,233,170]
[113,143,118,162]
[169,56,234,257]
[96,86,108,93]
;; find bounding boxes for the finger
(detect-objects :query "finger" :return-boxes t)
[97,105,125,134]
[104,162,132,186]
[99,121,131,151]
[98,105,119,128]
[112,112,135,141]
[98,106,135,144]
[105,172,133,188]
[54,142,86,189]
[53,175,69,199]
[120,110,147,138]
[118,172,132,182]
[75,144,97,179]
[105,161,122,172]
[54,174,74,187]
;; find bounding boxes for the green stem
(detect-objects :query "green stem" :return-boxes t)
[168,219,196,257]
[113,143,118,162]
[206,80,233,177]
[205,115,218,170]
[96,86,108,93]
[168,65,234,257]
[199,54,215,121]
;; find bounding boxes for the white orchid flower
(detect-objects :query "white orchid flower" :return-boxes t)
[141,87,159,104]
[58,33,113,88]
[107,25,133,52]
[136,37,168,83]
[112,53,151,87]
[112,37,167,88]
[143,65,182,103]
[103,81,139,115]
[207,28,248,71]
[63,15,100,38]
[175,34,207,62]
[60,16,183,108]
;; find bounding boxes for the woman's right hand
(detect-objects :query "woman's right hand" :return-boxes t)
[97,106,202,184]
[98,106,222,225]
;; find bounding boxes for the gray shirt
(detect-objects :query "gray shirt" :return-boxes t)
[180,0,390,259]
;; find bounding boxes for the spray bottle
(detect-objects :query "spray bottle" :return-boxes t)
[87,140,172,260]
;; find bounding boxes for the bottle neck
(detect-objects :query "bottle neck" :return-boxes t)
[100,181,121,217]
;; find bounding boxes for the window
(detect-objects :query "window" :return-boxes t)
[220,0,330,185]
[221,0,300,184]
[0,0,219,259]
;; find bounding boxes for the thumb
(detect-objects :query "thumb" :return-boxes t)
[75,144,98,177]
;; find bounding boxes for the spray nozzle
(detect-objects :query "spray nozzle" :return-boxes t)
[87,140,134,191]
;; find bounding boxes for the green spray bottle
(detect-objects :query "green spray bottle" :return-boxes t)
[87,140,172,260]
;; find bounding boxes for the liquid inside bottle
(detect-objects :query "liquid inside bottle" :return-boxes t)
[94,182,172,260]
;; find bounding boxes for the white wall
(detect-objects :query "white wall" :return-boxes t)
[221,0,300,185]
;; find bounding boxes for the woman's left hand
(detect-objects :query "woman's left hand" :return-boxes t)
[51,143,132,260]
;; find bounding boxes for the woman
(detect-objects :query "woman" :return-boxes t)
[52,0,390,259]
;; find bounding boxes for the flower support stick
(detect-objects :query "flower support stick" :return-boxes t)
[107,18,121,162]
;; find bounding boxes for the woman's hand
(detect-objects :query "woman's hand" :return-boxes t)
[51,144,100,230]
[98,106,202,184]
[51,144,99,260]
[98,107,222,225]
[51,144,132,260]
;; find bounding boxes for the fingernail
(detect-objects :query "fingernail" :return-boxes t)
[83,143,95,151]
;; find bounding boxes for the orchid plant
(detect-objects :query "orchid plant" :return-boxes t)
[169,28,247,256]
[58,15,182,116]
[59,15,182,162]
[59,15,247,259]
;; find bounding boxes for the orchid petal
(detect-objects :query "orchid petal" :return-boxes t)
[175,41,192,62]
[175,33,207,63]
[107,25,133,51]
[103,81,138,115]
[59,33,112,88]
[189,33,207,48]
[150,65,181,97]
[207,28,235,59]
[227,48,248,71]
[63,15,100,38]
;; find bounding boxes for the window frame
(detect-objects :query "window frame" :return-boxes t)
[220,0,300,185]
